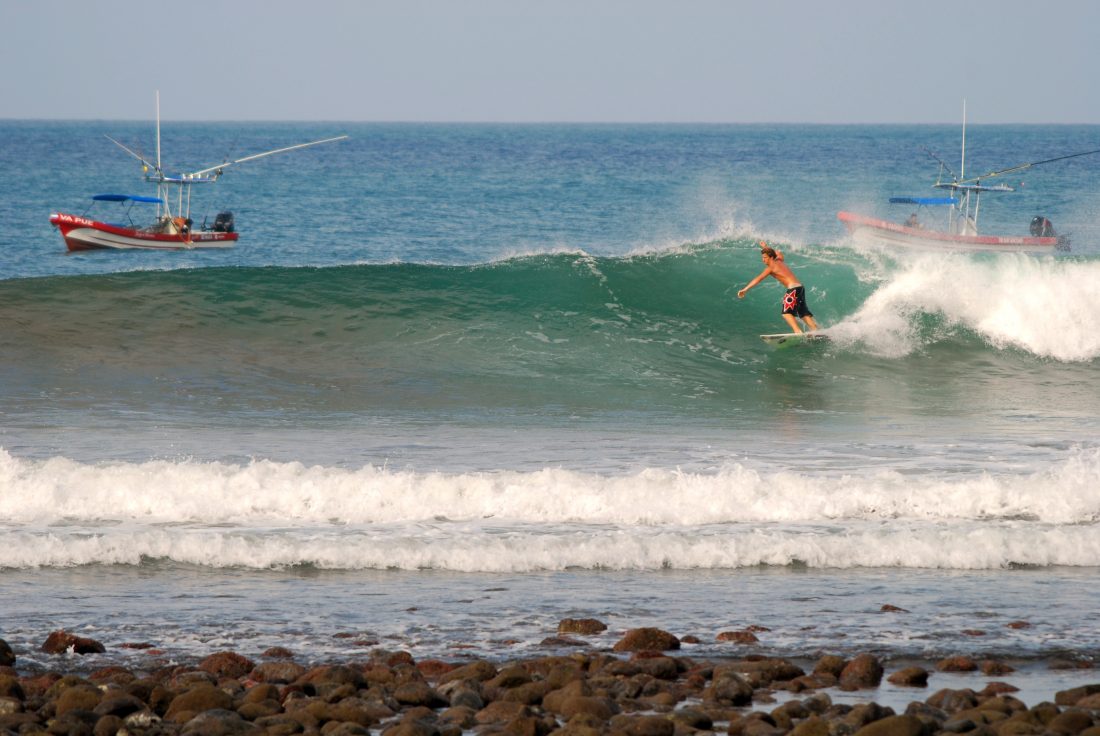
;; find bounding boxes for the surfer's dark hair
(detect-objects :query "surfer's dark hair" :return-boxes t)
[760,245,778,259]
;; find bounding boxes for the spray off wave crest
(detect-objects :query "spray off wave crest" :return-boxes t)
[3,448,1099,571]
[833,252,1100,361]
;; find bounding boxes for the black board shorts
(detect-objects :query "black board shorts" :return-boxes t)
[782,286,813,318]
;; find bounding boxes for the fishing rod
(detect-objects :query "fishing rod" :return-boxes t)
[105,135,163,178]
[188,135,349,179]
[958,147,1100,184]
[923,146,957,183]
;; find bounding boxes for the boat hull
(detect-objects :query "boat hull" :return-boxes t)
[837,211,1067,252]
[50,213,238,251]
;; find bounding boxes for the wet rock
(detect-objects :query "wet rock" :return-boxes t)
[880,604,910,613]
[181,707,260,735]
[669,707,711,730]
[49,709,99,736]
[813,655,847,678]
[611,714,675,736]
[936,655,978,672]
[539,636,586,648]
[542,680,591,714]
[296,664,366,690]
[612,628,680,652]
[802,693,833,714]
[719,658,804,687]
[788,715,830,735]
[981,682,1021,697]
[88,666,135,686]
[852,714,924,735]
[558,619,607,635]
[328,699,385,728]
[241,684,281,705]
[165,684,235,723]
[1056,684,1100,706]
[717,631,759,644]
[475,700,531,724]
[0,713,41,732]
[93,714,123,736]
[441,683,484,711]
[0,675,24,701]
[414,659,455,680]
[262,647,295,659]
[438,705,477,729]
[557,695,617,721]
[41,630,106,655]
[1049,659,1095,671]
[628,652,680,677]
[701,672,753,707]
[1046,709,1095,733]
[839,654,883,690]
[55,684,102,716]
[486,665,531,690]
[499,681,552,705]
[981,659,1015,675]
[393,682,448,708]
[887,666,929,687]
[237,699,283,721]
[436,660,497,685]
[200,652,256,680]
[326,724,373,736]
[92,693,146,718]
[252,661,306,684]
[842,702,894,730]
[0,640,13,667]
[1077,693,1100,709]
[926,688,979,713]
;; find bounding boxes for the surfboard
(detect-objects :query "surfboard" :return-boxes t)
[760,331,830,348]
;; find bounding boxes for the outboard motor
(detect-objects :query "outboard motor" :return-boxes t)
[1030,215,1054,237]
[213,211,235,233]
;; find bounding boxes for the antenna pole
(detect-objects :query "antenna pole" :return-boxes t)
[959,98,968,181]
[155,91,163,219]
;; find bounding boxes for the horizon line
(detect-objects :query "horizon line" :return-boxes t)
[3,117,1098,126]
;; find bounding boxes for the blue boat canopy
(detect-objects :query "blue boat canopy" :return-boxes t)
[92,194,164,204]
[889,197,957,206]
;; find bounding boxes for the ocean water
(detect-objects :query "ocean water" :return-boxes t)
[1,121,1099,688]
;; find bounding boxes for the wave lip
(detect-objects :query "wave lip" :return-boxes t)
[837,253,1100,361]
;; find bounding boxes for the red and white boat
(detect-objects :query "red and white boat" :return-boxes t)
[838,105,1095,253]
[50,93,346,252]
[51,195,238,251]
[837,209,1067,253]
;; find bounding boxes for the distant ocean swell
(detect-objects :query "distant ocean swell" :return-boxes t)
[2,447,1098,571]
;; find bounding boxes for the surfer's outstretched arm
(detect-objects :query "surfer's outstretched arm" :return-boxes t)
[737,267,771,299]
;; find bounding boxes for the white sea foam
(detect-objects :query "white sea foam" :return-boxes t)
[834,253,1100,360]
[2,448,1098,571]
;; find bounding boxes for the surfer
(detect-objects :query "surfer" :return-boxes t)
[737,241,820,333]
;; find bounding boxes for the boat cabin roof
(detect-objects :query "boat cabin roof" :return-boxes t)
[889,197,957,206]
[93,194,165,204]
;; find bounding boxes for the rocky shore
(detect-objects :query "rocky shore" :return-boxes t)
[2,623,1100,736]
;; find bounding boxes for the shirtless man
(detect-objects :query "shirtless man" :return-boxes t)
[737,241,820,333]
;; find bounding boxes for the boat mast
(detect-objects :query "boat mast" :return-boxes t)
[156,91,165,221]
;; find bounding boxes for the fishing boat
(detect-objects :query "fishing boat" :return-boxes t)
[838,106,1097,253]
[50,93,346,252]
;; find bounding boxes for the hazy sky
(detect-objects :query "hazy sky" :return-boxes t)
[3,0,1098,123]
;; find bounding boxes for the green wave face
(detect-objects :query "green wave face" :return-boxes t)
[1,244,1097,422]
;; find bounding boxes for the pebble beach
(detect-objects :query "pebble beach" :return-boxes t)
[3,619,1100,736]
